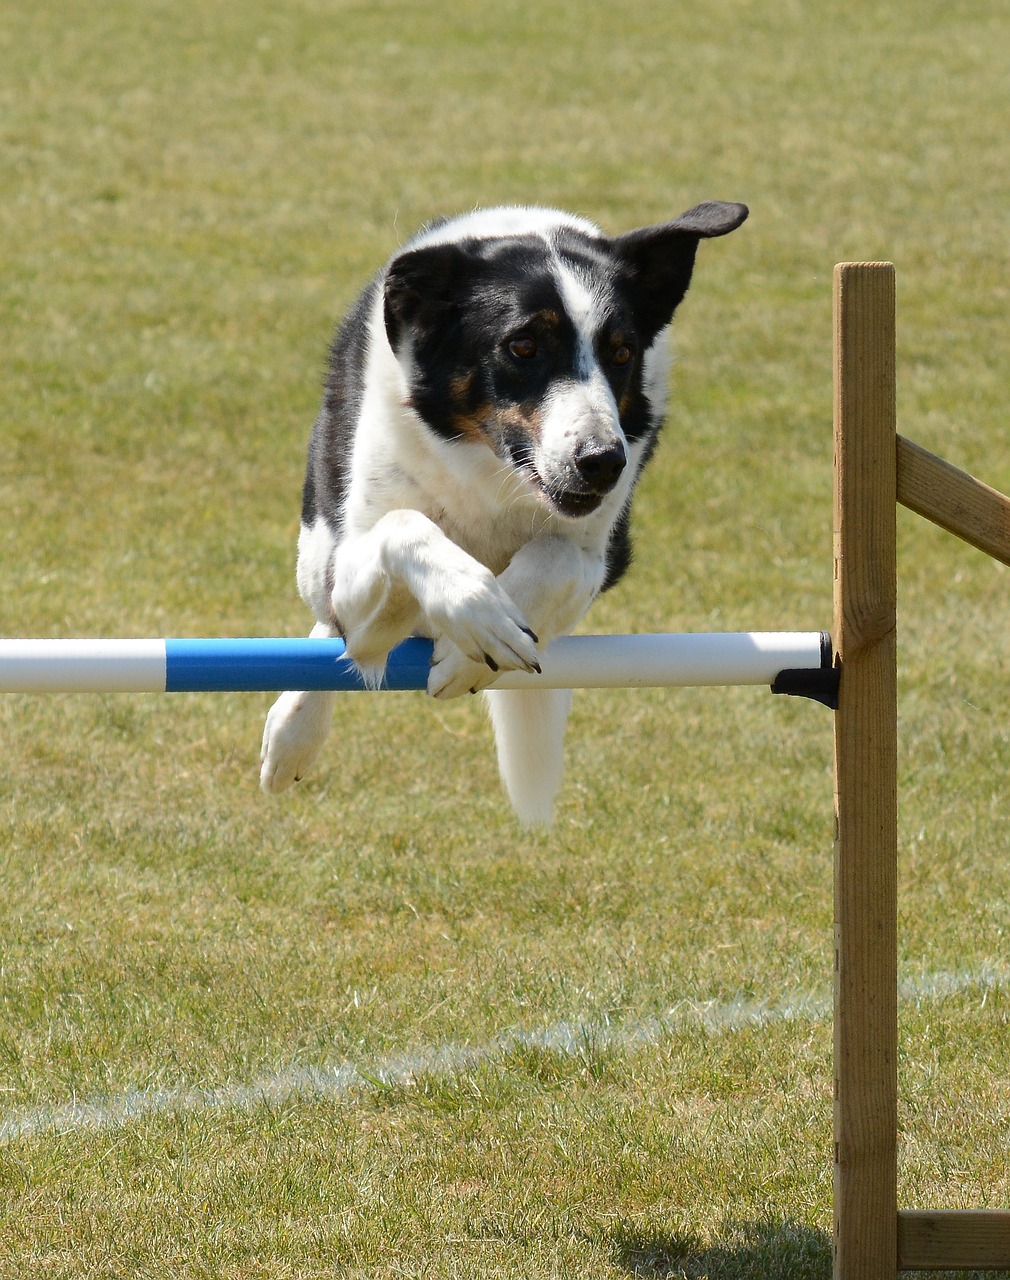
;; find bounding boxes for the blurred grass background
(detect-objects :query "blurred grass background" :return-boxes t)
[2,1,1010,1276]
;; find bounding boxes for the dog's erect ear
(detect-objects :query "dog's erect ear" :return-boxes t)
[612,201,748,342]
[383,243,474,351]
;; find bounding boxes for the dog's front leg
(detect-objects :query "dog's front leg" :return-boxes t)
[332,509,542,687]
[491,536,607,826]
[434,534,607,824]
[427,534,606,699]
[497,535,607,645]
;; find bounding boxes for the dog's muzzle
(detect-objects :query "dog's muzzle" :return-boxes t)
[573,438,627,495]
[543,439,627,518]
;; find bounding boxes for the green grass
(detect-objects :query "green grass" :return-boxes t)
[3,0,1010,1275]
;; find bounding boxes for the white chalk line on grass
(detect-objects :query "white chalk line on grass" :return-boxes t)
[2,965,1007,1143]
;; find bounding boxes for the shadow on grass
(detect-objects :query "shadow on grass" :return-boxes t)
[613,1217,831,1280]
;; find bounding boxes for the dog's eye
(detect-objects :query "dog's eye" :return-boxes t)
[508,337,538,360]
[612,345,632,366]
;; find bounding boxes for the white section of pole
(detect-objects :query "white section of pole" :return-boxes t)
[491,632,825,689]
[0,639,168,692]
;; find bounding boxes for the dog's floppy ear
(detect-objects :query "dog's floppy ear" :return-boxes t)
[383,243,473,351]
[612,201,748,342]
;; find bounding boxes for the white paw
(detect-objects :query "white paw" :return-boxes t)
[259,690,334,794]
[427,635,500,700]
[425,568,541,677]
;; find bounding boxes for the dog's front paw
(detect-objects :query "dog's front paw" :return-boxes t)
[259,689,334,794]
[427,635,501,700]
[427,569,541,678]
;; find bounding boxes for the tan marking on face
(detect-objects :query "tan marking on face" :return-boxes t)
[450,371,475,404]
[451,408,490,444]
[448,372,484,443]
[492,402,544,448]
[450,399,543,451]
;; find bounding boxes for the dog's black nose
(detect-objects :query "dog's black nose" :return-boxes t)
[574,440,627,494]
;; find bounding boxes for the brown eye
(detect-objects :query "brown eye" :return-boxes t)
[612,344,632,366]
[508,336,538,360]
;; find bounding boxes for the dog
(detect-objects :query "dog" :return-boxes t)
[260,201,748,824]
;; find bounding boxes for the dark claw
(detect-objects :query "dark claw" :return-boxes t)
[521,626,539,644]
[483,653,499,672]
[530,661,542,675]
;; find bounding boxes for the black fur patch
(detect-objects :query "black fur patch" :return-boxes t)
[301,274,380,531]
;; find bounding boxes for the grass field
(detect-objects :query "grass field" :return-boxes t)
[3,0,1010,1276]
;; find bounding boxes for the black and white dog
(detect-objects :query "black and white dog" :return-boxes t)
[260,201,748,824]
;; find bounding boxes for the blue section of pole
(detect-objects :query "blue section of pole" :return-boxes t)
[164,637,434,692]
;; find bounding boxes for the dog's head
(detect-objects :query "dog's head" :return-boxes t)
[382,202,747,519]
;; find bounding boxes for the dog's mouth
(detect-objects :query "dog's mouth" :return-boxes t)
[547,487,605,518]
[527,466,605,518]
[500,443,605,519]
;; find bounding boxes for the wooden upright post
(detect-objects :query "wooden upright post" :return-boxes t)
[832,263,898,1279]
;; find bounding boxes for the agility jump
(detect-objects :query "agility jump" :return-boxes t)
[0,631,831,695]
[5,265,1010,1278]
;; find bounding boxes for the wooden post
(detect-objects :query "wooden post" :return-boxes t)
[832,263,898,1279]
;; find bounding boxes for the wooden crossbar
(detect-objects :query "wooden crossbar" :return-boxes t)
[898,1210,1010,1271]
[897,435,1010,566]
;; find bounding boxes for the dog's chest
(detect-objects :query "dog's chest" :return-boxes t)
[351,458,549,574]
[434,497,547,575]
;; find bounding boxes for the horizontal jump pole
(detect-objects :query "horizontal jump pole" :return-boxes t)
[0,632,831,694]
